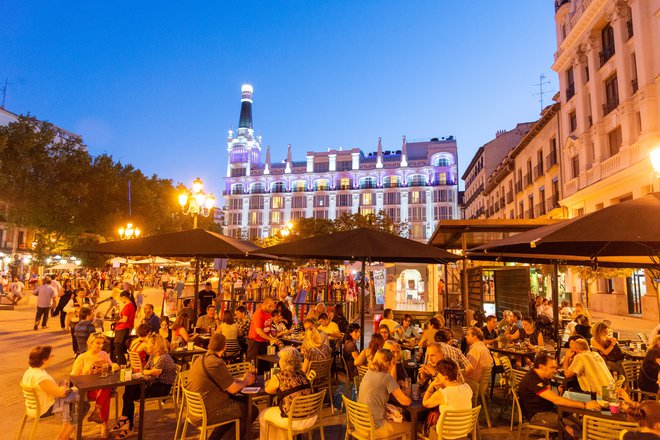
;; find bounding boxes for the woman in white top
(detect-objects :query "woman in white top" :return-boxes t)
[21,346,74,440]
[217,310,241,359]
[422,358,473,439]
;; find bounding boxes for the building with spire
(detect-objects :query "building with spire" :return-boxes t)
[222,85,460,241]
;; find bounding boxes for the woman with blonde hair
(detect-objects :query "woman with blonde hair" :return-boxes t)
[590,321,624,376]
[113,334,175,439]
[358,349,411,438]
[71,333,119,438]
[259,346,313,440]
[301,318,332,373]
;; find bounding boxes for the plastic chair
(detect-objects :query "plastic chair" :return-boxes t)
[510,387,557,440]
[477,366,492,427]
[638,333,649,345]
[354,376,363,395]
[173,370,191,440]
[179,387,240,440]
[308,358,335,414]
[16,384,52,440]
[621,360,656,401]
[582,415,638,440]
[436,406,481,440]
[264,389,326,440]
[128,351,144,373]
[226,361,251,379]
[140,364,181,420]
[342,395,408,440]
[356,365,368,378]
[510,369,527,388]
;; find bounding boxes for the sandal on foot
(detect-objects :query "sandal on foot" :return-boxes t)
[112,425,132,439]
[110,417,130,432]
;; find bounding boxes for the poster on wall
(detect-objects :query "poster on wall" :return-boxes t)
[373,269,385,305]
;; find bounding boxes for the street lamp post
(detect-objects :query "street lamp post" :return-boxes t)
[118,223,141,240]
[178,177,216,228]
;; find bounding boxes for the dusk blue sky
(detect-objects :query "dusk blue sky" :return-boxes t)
[2,1,558,195]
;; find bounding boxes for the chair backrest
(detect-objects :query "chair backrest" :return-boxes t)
[637,333,648,345]
[622,360,642,390]
[356,365,368,378]
[354,375,362,394]
[182,387,208,426]
[173,368,190,406]
[438,406,482,440]
[223,339,241,356]
[582,415,638,440]
[479,366,493,392]
[20,384,41,418]
[226,361,251,378]
[342,395,375,440]
[499,356,513,385]
[307,370,317,383]
[128,351,143,373]
[308,358,333,386]
[511,369,527,389]
[190,354,202,365]
[288,389,326,421]
[511,387,524,425]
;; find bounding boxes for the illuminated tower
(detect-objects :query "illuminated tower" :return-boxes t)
[226,84,262,178]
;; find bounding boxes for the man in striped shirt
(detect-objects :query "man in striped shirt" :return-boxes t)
[563,338,613,393]
[434,328,471,370]
[464,327,494,394]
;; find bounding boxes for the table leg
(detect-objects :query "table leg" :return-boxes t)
[246,396,254,440]
[137,382,145,440]
[557,407,564,440]
[76,391,84,440]
[411,409,417,440]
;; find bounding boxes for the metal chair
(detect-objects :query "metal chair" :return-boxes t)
[622,360,656,401]
[342,395,408,440]
[309,358,335,414]
[179,387,240,440]
[16,385,52,440]
[582,415,638,440]
[638,333,649,345]
[510,387,557,440]
[264,389,326,440]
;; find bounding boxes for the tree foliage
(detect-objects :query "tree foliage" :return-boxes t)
[0,115,201,265]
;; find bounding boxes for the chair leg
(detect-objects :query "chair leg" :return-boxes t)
[235,419,240,440]
[180,420,188,440]
[28,417,39,440]
[319,425,325,440]
[16,414,27,440]
[481,392,491,428]
[328,383,335,414]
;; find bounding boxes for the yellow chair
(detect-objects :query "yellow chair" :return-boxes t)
[476,366,492,427]
[510,369,527,388]
[16,384,52,440]
[226,361,251,379]
[179,387,240,440]
[510,387,557,440]
[173,370,191,440]
[264,389,326,440]
[140,364,181,421]
[342,395,408,440]
[356,365,368,378]
[128,351,144,373]
[308,358,335,414]
[354,375,363,395]
[436,406,482,440]
[582,415,638,440]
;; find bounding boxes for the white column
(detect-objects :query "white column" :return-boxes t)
[425,188,433,234]
[262,196,271,237]
[329,154,337,172]
[241,196,249,228]
[306,155,314,173]
[306,194,313,218]
[351,152,360,170]
[376,191,384,214]
[400,190,409,223]
[351,193,359,214]
[284,195,292,222]
[328,193,337,220]
[584,35,606,163]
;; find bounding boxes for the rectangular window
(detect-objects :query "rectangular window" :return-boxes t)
[569,110,577,132]
[336,160,352,171]
[230,168,246,177]
[566,67,575,100]
[608,126,622,157]
[410,224,426,240]
[409,206,427,222]
[249,196,264,210]
[385,192,400,205]
[604,74,619,115]
[229,199,243,210]
[361,193,373,206]
[271,196,283,209]
[270,211,282,225]
[229,213,242,225]
[386,207,400,222]
[339,178,351,190]
[292,196,305,209]
[248,211,263,225]
[572,155,580,179]
[360,208,374,216]
[600,24,615,66]
[313,210,328,219]
[338,194,351,207]
[410,190,426,204]
[313,195,329,207]
[291,210,305,220]
[313,162,329,173]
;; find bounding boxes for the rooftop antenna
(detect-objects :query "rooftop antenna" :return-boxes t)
[1,79,14,109]
[532,74,553,112]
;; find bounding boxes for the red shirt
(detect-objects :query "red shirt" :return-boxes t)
[248,307,271,342]
[115,302,136,331]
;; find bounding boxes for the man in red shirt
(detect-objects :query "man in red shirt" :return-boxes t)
[246,297,280,367]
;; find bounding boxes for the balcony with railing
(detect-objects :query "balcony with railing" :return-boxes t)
[545,152,558,170]
[603,98,619,116]
[566,84,575,101]
[515,181,523,193]
[534,163,544,180]
[535,202,546,217]
[599,46,615,67]
[506,191,513,204]
[499,197,505,207]
[546,194,560,211]
[526,208,534,219]
[524,174,533,187]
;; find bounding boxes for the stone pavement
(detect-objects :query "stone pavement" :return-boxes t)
[3,286,656,439]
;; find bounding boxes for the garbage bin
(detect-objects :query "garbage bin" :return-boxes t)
[373,313,383,334]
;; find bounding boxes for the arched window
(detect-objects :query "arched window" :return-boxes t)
[359,177,376,189]
[292,181,307,192]
[250,182,265,194]
[314,179,329,191]
[231,184,244,195]
[383,175,401,188]
[271,181,286,193]
[432,153,454,167]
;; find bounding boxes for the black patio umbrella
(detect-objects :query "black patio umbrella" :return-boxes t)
[468,192,660,357]
[77,229,265,317]
[251,228,460,348]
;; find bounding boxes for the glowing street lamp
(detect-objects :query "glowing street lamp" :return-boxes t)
[118,222,141,240]
[280,221,294,238]
[651,148,660,175]
[179,177,216,228]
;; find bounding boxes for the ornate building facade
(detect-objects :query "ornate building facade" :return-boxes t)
[222,85,460,241]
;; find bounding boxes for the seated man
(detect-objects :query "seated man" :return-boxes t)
[196,305,221,334]
[141,303,161,333]
[317,312,341,338]
[481,315,499,345]
[417,342,444,390]
[519,353,600,437]
[505,310,524,341]
[563,338,613,393]
[188,333,258,440]
[178,299,197,328]
[434,328,471,371]
[463,327,494,395]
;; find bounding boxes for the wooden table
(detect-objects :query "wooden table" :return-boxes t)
[622,348,646,360]
[70,372,146,440]
[557,391,628,440]
[279,336,303,346]
[241,376,273,440]
[169,346,207,369]
[256,354,279,372]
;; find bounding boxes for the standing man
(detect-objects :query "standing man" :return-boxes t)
[463,327,494,395]
[198,282,217,316]
[246,297,280,366]
[141,303,161,333]
[160,270,170,294]
[33,276,57,330]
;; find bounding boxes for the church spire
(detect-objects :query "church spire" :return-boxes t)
[285,144,292,174]
[238,84,253,129]
[376,136,383,169]
[264,145,271,175]
[401,135,408,167]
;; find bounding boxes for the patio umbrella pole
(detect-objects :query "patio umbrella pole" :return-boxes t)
[194,256,200,319]
[552,262,560,362]
[360,259,366,351]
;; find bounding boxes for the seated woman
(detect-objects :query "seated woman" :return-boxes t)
[128,323,151,371]
[171,313,197,348]
[419,317,442,348]
[571,302,591,321]
[259,347,313,440]
[574,315,592,341]
[590,321,625,377]
[378,324,391,342]
[618,398,660,439]
[521,317,544,347]
[71,333,119,438]
[301,318,332,373]
[638,335,660,396]
[113,334,176,439]
[343,323,361,380]
[358,348,411,438]
[354,333,384,367]
[398,314,420,340]
[21,346,76,440]
[422,359,473,440]
[383,340,410,395]
[217,310,242,360]
[158,316,172,343]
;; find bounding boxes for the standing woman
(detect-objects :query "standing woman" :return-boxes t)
[88,279,100,304]
[55,279,75,331]
[590,321,625,376]
[114,291,136,365]
[71,333,119,438]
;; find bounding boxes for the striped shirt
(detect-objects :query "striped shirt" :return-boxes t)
[440,342,471,369]
[465,341,494,382]
[569,351,613,393]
